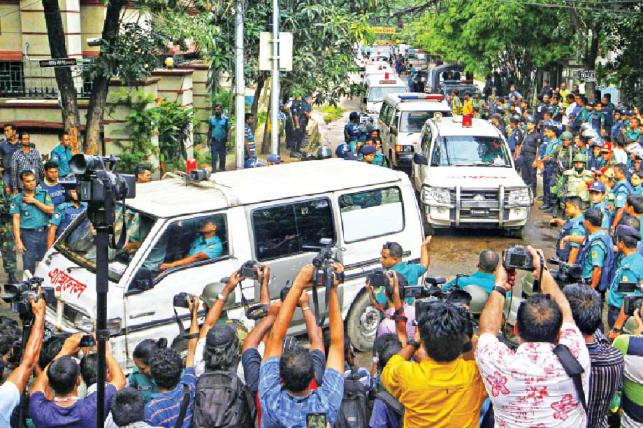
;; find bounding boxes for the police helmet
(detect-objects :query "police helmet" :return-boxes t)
[573,153,588,164]
[525,115,536,124]
[560,131,573,140]
[201,281,236,310]
[316,146,333,160]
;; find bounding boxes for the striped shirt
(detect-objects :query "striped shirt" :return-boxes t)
[586,330,624,428]
[144,367,196,428]
[10,148,43,190]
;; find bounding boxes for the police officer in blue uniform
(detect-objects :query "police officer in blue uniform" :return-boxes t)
[47,188,87,248]
[159,219,223,271]
[10,170,54,273]
[516,116,540,194]
[607,225,643,330]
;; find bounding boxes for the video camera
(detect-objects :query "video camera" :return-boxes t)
[305,238,342,326]
[1,277,54,323]
[70,155,135,204]
[548,258,583,286]
[367,268,407,301]
[618,282,643,316]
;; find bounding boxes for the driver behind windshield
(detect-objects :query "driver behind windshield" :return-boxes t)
[480,139,503,164]
[160,220,222,271]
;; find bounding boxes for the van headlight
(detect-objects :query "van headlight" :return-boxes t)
[508,188,531,206]
[422,187,451,206]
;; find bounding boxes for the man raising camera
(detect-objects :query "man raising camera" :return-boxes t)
[380,268,486,427]
[476,246,591,427]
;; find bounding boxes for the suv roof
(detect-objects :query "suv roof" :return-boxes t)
[429,117,502,138]
[383,93,450,112]
[127,159,405,218]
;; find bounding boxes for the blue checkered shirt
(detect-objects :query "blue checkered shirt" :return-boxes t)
[10,148,43,190]
[144,367,196,428]
[259,357,344,428]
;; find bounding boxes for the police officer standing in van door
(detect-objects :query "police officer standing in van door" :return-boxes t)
[10,170,54,273]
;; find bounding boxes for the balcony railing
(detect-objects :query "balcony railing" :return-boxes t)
[0,59,93,99]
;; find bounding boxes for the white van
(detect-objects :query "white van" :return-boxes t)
[411,117,531,236]
[362,74,407,119]
[37,160,424,367]
[379,93,452,170]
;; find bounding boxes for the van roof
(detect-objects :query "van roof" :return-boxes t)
[383,93,450,112]
[429,117,502,138]
[128,159,406,218]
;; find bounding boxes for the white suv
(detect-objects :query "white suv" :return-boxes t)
[379,93,452,170]
[411,116,531,236]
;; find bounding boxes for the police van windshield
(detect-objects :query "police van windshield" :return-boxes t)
[368,86,407,103]
[430,135,512,167]
[55,205,155,281]
[400,111,452,132]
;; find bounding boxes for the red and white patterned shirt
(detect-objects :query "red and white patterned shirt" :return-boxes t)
[475,323,591,428]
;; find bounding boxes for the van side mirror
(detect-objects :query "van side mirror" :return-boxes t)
[413,153,428,165]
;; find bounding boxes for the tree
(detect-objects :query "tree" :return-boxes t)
[41,0,81,145]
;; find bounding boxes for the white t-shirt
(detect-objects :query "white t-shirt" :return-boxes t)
[475,323,590,428]
[0,381,20,428]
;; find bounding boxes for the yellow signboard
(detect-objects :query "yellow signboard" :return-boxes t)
[370,26,396,35]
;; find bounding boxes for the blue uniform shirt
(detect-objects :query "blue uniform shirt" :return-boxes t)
[9,189,53,229]
[443,271,496,294]
[591,201,612,230]
[50,144,72,177]
[581,230,609,280]
[389,262,426,286]
[244,124,256,167]
[614,180,632,209]
[209,114,229,141]
[39,181,65,207]
[607,252,643,309]
[50,202,87,237]
[188,234,223,259]
[568,215,586,249]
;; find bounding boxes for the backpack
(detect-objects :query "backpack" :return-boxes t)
[335,370,369,428]
[193,370,256,428]
[576,233,615,291]
[374,390,404,425]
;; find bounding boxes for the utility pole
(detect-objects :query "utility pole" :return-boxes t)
[235,0,245,169]
[270,0,280,155]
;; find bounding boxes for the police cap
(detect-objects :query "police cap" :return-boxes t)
[589,181,606,193]
[526,115,537,124]
[616,225,641,241]
[560,131,573,140]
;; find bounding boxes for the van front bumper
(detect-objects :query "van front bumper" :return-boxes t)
[421,185,530,228]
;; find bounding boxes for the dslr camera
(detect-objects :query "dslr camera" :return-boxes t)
[367,268,406,301]
[1,277,55,322]
[618,282,643,316]
[503,245,533,271]
[240,260,263,280]
[173,292,196,309]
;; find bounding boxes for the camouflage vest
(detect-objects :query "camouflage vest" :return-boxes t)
[563,169,594,202]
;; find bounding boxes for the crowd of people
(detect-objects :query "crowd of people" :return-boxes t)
[0,226,642,427]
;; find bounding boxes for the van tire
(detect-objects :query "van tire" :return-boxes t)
[347,291,380,352]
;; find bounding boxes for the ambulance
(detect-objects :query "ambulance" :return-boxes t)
[362,74,407,120]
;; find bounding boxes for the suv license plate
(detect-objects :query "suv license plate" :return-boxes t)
[471,209,488,216]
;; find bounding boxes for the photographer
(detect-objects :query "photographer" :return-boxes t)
[563,284,624,428]
[193,271,244,376]
[0,298,45,427]
[476,246,591,427]
[144,295,199,428]
[259,263,346,427]
[607,225,643,333]
[29,333,126,427]
[612,306,643,428]
[380,268,486,427]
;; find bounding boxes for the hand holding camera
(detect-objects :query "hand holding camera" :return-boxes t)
[294,264,316,289]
